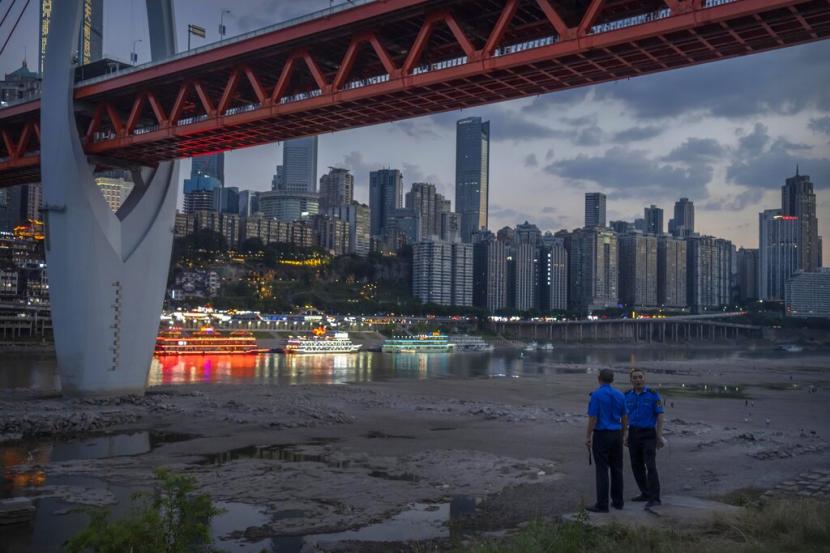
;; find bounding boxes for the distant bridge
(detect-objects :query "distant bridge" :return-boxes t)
[491,317,763,343]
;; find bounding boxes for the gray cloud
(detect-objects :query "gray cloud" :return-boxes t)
[524,42,830,120]
[809,116,830,135]
[525,153,539,168]
[541,206,557,214]
[701,190,760,212]
[389,121,440,139]
[737,123,771,156]
[662,138,723,164]
[573,125,604,146]
[545,146,713,200]
[560,114,598,127]
[340,151,383,189]
[613,126,663,143]
[726,132,830,190]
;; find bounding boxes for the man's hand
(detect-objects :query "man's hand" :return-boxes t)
[585,436,592,448]
[623,433,629,448]
[657,436,667,449]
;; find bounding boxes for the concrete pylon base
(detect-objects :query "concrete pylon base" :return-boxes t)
[41,1,178,396]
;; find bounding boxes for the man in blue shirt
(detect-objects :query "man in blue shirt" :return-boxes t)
[585,368,627,512]
[624,368,665,508]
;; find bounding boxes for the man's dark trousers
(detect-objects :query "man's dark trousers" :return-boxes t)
[629,427,660,501]
[592,429,623,509]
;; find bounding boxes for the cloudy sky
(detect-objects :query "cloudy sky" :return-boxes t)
[1,0,828,259]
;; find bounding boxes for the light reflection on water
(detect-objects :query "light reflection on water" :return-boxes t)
[1,347,820,392]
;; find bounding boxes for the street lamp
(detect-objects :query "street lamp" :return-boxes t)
[219,9,231,40]
[130,39,142,64]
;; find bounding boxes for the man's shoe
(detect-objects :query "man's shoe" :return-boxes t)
[645,499,662,508]
[612,503,624,510]
[631,494,648,502]
[585,505,609,513]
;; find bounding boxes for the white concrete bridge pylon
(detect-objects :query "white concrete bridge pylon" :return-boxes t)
[41,0,179,395]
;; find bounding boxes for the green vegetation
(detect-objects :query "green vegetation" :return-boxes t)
[455,498,829,553]
[66,469,222,553]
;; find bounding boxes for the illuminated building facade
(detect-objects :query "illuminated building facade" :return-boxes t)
[40,0,103,74]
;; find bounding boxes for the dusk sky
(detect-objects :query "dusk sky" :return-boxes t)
[1,0,828,258]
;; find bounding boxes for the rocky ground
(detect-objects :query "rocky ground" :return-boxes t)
[1,351,829,552]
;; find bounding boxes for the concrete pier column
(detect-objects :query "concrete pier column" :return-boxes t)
[42,1,178,395]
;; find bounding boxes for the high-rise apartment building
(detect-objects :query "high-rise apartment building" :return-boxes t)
[687,236,732,311]
[758,209,800,301]
[610,220,634,234]
[96,176,134,213]
[585,193,607,228]
[618,232,658,308]
[539,237,568,311]
[327,202,370,256]
[369,169,402,237]
[281,137,318,193]
[781,170,819,272]
[568,227,618,313]
[405,182,451,240]
[455,117,490,242]
[238,190,259,217]
[643,205,663,235]
[315,215,351,256]
[319,167,354,212]
[472,232,507,312]
[657,235,687,308]
[413,240,472,306]
[669,197,695,237]
[439,211,461,243]
[786,270,830,318]
[40,0,103,74]
[736,247,759,302]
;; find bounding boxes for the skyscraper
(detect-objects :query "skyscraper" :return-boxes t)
[657,235,687,308]
[281,137,318,193]
[318,167,354,212]
[758,209,800,301]
[327,202,370,256]
[369,169,402,237]
[191,153,225,183]
[472,231,507,312]
[781,169,819,272]
[687,236,732,311]
[406,182,451,240]
[183,175,221,214]
[618,232,658,308]
[670,197,695,238]
[643,205,663,235]
[413,240,472,306]
[539,237,568,312]
[736,248,759,302]
[568,227,618,313]
[40,0,103,74]
[455,117,490,242]
[584,193,606,228]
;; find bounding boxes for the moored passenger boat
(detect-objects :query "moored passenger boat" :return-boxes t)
[284,331,362,354]
[155,327,268,355]
[382,333,455,353]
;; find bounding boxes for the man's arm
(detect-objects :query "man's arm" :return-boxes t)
[622,414,629,447]
[656,413,665,448]
[586,416,597,448]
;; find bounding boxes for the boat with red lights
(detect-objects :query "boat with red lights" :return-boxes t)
[154,327,269,355]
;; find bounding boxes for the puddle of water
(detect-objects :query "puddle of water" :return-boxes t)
[213,500,273,553]
[366,430,415,439]
[197,439,345,468]
[1,431,194,498]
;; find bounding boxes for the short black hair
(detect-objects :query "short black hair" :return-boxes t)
[599,368,615,383]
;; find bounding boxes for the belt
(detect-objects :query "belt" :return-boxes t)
[593,428,622,432]
[629,426,655,431]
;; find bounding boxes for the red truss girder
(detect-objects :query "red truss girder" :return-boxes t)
[0,0,829,187]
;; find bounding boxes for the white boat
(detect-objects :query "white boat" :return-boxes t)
[382,334,455,353]
[284,332,362,354]
[448,335,495,352]
[524,342,538,352]
[541,343,555,351]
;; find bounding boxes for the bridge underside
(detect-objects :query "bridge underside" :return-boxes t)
[1,0,829,186]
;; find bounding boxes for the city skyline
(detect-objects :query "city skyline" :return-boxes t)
[0,0,828,258]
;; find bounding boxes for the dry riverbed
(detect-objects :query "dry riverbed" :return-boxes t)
[2,352,830,552]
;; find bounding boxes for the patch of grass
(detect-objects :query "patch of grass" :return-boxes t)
[459,498,830,553]
[716,487,766,507]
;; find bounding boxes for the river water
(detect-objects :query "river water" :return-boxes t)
[0,346,805,391]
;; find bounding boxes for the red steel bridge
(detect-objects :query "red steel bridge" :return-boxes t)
[0,0,828,187]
